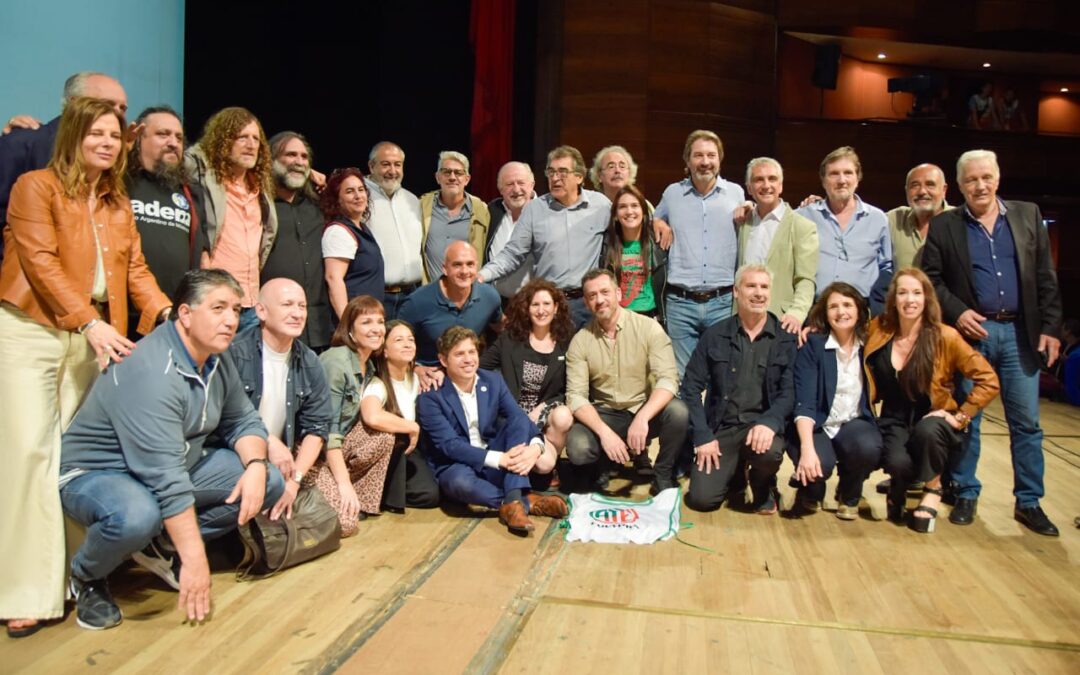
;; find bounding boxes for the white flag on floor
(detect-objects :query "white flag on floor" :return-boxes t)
[562,488,680,544]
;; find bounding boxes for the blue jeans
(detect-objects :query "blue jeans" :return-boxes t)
[569,297,591,330]
[952,320,1044,508]
[665,291,733,376]
[382,290,413,322]
[61,448,285,581]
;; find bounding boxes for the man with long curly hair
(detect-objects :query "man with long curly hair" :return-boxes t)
[185,107,278,332]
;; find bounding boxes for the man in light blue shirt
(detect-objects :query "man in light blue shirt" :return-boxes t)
[479,145,610,328]
[653,130,745,375]
[797,146,892,314]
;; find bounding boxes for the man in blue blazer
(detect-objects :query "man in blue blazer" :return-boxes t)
[418,326,568,535]
[920,149,1063,536]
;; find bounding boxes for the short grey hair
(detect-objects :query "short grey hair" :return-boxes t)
[62,71,107,106]
[956,150,999,182]
[496,161,534,187]
[588,145,639,190]
[734,263,773,287]
[437,150,470,174]
[172,269,243,320]
[368,141,405,165]
[744,157,784,187]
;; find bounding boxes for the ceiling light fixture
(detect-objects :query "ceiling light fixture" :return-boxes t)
[982,62,991,68]
[877,52,886,59]
[1061,87,1070,93]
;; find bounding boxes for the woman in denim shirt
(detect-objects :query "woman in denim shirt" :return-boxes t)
[312,295,392,536]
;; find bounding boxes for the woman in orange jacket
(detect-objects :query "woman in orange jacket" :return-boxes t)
[865,268,999,532]
[0,97,170,636]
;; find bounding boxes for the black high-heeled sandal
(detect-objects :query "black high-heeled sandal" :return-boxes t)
[908,487,943,534]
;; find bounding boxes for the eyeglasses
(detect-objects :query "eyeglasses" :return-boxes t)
[439,168,467,178]
[603,161,630,172]
[545,167,577,178]
[834,236,849,262]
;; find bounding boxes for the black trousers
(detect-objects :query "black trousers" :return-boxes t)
[880,416,962,492]
[565,400,689,484]
[685,423,785,512]
[382,441,440,510]
[786,417,882,506]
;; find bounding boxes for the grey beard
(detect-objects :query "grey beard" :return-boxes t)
[151,159,188,191]
[273,161,310,190]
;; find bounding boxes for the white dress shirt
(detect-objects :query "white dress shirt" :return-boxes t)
[822,334,863,438]
[452,376,542,468]
[364,177,423,285]
[744,202,786,265]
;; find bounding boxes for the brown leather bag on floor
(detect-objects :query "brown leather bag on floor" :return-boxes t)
[236,486,342,580]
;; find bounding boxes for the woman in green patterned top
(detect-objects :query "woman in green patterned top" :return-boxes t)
[601,185,667,324]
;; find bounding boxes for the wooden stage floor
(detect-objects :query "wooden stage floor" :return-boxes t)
[4,399,1079,674]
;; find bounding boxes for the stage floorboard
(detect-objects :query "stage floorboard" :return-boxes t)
[4,399,1079,674]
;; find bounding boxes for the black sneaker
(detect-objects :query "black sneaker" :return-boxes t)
[132,540,181,590]
[70,576,122,630]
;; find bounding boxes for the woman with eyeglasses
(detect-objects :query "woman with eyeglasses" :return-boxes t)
[599,185,667,324]
[320,167,384,320]
[865,268,999,532]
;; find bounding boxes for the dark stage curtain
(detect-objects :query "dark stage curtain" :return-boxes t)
[469,0,515,201]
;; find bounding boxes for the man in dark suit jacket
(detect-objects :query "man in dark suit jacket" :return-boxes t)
[920,149,1063,536]
[418,326,567,535]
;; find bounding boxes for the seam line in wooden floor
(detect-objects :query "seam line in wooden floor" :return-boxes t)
[538,596,1080,654]
[462,521,570,674]
[306,518,481,674]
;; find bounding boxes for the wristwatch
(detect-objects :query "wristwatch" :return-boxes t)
[292,470,305,485]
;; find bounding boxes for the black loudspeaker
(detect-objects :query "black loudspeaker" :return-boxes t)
[812,44,841,90]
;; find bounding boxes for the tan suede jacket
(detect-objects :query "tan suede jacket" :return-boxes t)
[0,169,170,335]
[864,317,1000,419]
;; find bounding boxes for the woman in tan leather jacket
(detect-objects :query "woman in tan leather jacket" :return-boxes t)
[0,97,170,637]
[864,268,999,533]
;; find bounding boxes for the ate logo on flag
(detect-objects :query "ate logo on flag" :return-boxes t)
[588,507,640,527]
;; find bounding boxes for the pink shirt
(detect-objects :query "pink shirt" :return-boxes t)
[211,179,263,306]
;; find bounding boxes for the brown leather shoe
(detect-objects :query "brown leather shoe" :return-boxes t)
[527,493,569,518]
[498,501,534,535]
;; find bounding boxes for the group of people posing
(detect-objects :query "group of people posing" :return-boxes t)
[0,71,1063,638]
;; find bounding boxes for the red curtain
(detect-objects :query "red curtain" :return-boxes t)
[469,0,515,202]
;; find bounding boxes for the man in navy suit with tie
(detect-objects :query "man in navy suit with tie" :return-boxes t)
[418,326,568,535]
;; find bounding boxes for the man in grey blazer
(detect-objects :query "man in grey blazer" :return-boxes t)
[920,149,1063,536]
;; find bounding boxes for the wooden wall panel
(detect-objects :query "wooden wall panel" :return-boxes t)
[553,0,777,204]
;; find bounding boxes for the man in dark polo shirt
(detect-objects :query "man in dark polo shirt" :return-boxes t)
[125,106,208,337]
[262,131,332,351]
[920,149,1063,536]
[400,241,502,389]
[679,263,797,514]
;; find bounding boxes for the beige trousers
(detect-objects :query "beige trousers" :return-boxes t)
[0,304,97,620]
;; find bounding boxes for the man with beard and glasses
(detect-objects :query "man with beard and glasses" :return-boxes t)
[886,163,951,270]
[261,131,332,350]
[125,106,208,339]
[652,130,746,376]
[366,141,423,320]
[483,161,537,304]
